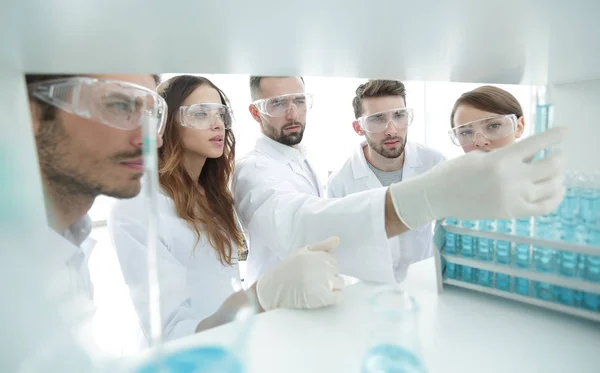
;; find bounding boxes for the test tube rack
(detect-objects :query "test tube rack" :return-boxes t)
[434,222,600,322]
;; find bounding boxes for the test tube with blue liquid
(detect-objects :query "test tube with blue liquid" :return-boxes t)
[585,228,600,282]
[478,270,493,287]
[534,281,554,302]
[477,219,494,261]
[556,286,576,307]
[533,212,556,273]
[495,273,511,292]
[495,219,513,264]
[558,172,581,277]
[444,217,459,255]
[532,209,556,301]
[514,217,531,268]
[444,262,457,280]
[460,220,477,258]
[461,265,476,284]
[582,292,599,311]
[514,277,530,296]
[583,173,600,282]
[362,286,427,373]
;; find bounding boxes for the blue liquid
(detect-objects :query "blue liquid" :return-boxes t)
[514,218,531,268]
[495,241,511,264]
[478,270,493,287]
[477,220,494,261]
[136,346,243,373]
[515,244,531,268]
[534,282,554,302]
[582,292,599,311]
[460,220,476,258]
[445,232,457,255]
[476,238,493,261]
[579,188,600,224]
[515,217,531,236]
[559,251,579,277]
[495,220,512,264]
[534,247,556,272]
[445,217,459,226]
[514,277,530,296]
[534,215,556,272]
[362,344,427,373]
[557,287,575,306]
[574,291,584,308]
[444,262,457,279]
[461,266,475,283]
[495,274,511,292]
[559,188,579,225]
[584,255,600,282]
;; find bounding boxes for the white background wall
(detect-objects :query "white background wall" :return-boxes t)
[548,80,600,174]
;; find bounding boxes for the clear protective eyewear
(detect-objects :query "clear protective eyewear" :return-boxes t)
[449,114,517,146]
[357,108,414,134]
[252,93,313,117]
[28,77,167,135]
[179,103,233,130]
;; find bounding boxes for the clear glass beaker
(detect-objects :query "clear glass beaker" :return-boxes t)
[361,285,427,373]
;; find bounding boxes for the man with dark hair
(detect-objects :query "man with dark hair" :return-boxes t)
[26,73,165,299]
[233,75,567,287]
[328,79,445,282]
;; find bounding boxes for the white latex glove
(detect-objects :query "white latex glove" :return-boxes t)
[390,127,568,229]
[256,236,344,311]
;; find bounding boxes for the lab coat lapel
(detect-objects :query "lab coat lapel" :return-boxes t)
[401,142,423,181]
[352,141,383,189]
[289,161,321,196]
[304,159,324,197]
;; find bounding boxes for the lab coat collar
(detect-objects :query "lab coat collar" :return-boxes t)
[62,214,92,247]
[255,133,309,164]
[351,140,423,180]
[58,214,96,265]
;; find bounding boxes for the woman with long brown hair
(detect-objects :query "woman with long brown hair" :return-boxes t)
[108,75,343,342]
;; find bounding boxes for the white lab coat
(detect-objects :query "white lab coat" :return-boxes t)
[108,189,240,342]
[232,134,397,286]
[327,141,446,282]
[14,225,98,373]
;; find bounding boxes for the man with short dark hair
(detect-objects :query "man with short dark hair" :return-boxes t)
[328,79,445,281]
[26,73,165,298]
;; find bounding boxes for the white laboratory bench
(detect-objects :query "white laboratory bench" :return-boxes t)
[157,258,600,373]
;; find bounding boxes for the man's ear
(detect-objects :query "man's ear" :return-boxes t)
[515,116,525,138]
[352,121,364,136]
[249,104,262,124]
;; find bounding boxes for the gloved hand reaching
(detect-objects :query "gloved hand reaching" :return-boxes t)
[256,236,344,311]
[390,127,568,229]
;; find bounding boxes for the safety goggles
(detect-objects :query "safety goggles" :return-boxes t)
[357,108,414,134]
[449,114,517,146]
[252,93,313,117]
[179,103,233,130]
[28,77,167,134]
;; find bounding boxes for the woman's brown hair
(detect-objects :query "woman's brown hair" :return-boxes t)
[450,85,523,128]
[157,75,244,265]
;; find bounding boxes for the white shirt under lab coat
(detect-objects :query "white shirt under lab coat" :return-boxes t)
[327,141,445,282]
[108,190,240,342]
[232,134,397,286]
[58,214,96,300]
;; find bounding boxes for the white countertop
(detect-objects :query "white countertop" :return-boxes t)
[160,258,600,373]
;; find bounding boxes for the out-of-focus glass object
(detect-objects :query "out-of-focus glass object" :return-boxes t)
[131,278,255,373]
[361,286,427,373]
[134,346,243,373]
